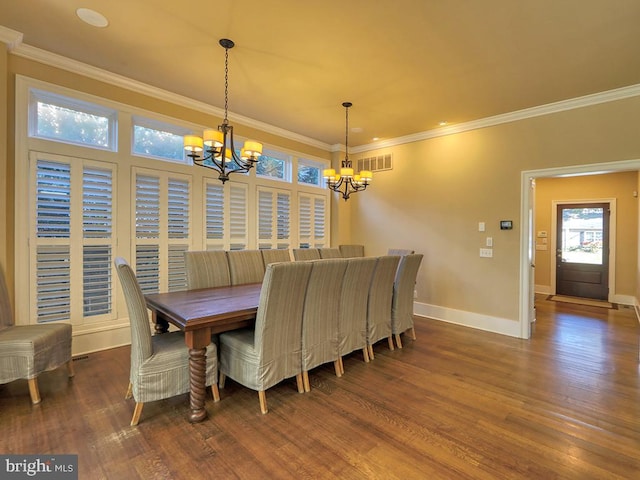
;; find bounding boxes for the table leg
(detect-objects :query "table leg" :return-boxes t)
[188,347,207,423]
[185,328,212,423]
[151,311,170,334]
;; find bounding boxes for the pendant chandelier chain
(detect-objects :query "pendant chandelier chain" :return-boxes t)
[223,46,229,124]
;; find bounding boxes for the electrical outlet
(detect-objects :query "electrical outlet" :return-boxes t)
[480,248,493,258]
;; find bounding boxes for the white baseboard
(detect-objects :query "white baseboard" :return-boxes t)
[535,285,552,295]
[71,322,131,356]
[611,294,635,306]
[413,302,521,338]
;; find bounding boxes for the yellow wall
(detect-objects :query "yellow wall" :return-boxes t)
[350,97,640,324]
[534,172,638,296]
[3,47,640,336]
[1,45,9,293]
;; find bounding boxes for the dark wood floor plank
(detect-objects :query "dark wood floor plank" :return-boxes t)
[1,297,638,479]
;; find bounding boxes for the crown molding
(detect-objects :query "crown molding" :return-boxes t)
[352,83,640,154]
[4,38,331,151]
[0,25,23,49]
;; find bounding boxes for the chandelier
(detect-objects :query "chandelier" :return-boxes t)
[183,39,263,183]
[323,102,372,201]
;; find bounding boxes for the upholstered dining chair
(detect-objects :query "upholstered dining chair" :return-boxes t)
[318,248,342,259]
[337,256,378,373]
[0,264,74,404]
[218,261,313,414]
[261,248,292,267]
[227,250,266,285]
[185,250,231,289]
[301,258,348,391]
[338,244,365,258]
[114,257,220,425]
[292,248,320,261]
[366,255,401,360]
[387,248,415,256]
[392,254,423,348]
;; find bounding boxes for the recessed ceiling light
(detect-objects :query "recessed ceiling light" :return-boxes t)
[76,8,109,28]
[372,137,380,141]
[439,121,448,126]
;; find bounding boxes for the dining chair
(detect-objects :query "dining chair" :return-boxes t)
[114,257,220,425]
[185,250,231,289]
[318,248,342,259]
[387,248,415,256]
[366,255,401,360]
[292,248,320,261]
[0,264,74,404]
[227,250,266,285]
[337,256,378,373]
[392,254,423,348]
[218,261,313,414]
[261,248,292,268]
[301,258,348,391]
[338,244,365,258]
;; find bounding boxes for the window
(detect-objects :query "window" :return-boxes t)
[256,149,290,182]
[298,192,327,248]
[29,89,116,150]
[204,179,249,250]
[257,187,291,250]
[132,116,191,163]
[298,158,323,186]
[31,153,116,324]
[134,169,192,293]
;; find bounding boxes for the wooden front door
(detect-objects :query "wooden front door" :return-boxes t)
[556,203,609,300]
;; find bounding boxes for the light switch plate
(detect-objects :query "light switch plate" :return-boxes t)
[480,248,493,258]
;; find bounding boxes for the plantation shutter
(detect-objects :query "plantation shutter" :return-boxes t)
[258,189,274,249]
[82,166,113,316]
[135,173,160,293]
[298,194,312,248]
[167,178,189,291]
[229,184,248,250]
[206,182,224,247]
[276,192,290,249]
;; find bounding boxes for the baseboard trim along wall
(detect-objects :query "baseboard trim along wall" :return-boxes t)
[414,302,521,338]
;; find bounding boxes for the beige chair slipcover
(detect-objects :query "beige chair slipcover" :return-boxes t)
[366,255,401,359]
[387,248,415,256]
[0,265,74,404]
[218,261,313,414]
[227,250,266,285]
[318,248,342,259]
[115,257,219,425]
[261,248,292,267]
[337,257,378,372]
[292,248,320,261]
[392,254,423,348]
[338,244,365,258]
[301,258,348,391]
[185,250,231,289]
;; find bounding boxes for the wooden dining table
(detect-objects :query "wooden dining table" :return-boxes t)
[144,282,262,422]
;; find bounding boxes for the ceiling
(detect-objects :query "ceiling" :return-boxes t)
[2,1,640,148]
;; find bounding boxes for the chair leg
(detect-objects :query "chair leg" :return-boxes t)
[388,336,395,351]
[395,333,403,349]
[125,382,133,400]
[296,374,304,393]
[410,327,416,340]
[67,359,75,378]
[334,360,342,378]
[338,356,345,375]
[368,344,375,360]
[131,402,144,426]
[258,391,268,414]
[219,373,226,388]
[362,347,370,363]
[302,371,311,392]
[28,378,41,404]
[211,383,221,402]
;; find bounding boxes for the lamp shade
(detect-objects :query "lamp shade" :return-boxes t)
[243,140,263,157]
[340,167,354,178]
[184,135,204,152]
[323,168,336,178]
[203,129,224,147]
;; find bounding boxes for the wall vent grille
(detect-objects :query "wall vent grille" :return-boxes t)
[357,154,393,173]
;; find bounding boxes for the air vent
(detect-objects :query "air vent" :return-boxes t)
[356,154,393,173]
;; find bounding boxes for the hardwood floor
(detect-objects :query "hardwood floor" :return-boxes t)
[1,298,639,479]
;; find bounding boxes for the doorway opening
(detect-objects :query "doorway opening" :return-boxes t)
[519,159,640,339]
